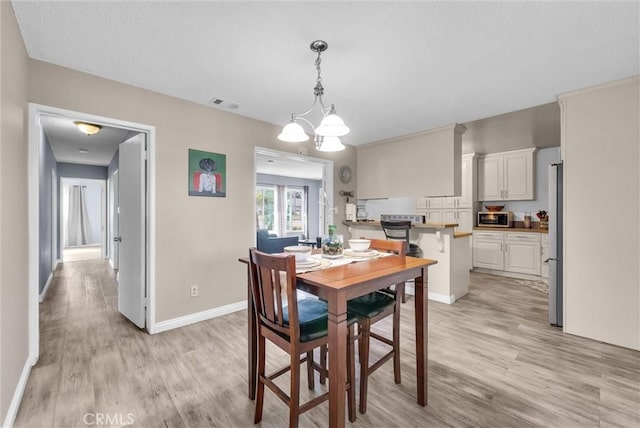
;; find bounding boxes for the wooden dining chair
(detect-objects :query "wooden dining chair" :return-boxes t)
[248,248,356,428]
[319,238,405,415]
[380,220,421,303]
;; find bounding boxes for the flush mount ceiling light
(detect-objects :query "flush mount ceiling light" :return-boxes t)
[74,121,102,136]
[277,40,348,152]
[78,148,89,154]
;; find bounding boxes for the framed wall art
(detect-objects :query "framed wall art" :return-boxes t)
[188,149,226,197]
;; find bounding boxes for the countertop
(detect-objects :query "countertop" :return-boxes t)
[343,221,458,230]
[474,226,548,234]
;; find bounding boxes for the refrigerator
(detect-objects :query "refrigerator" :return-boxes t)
[548,162,563,326]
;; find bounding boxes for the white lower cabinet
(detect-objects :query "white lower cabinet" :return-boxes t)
[473,230,543,277]
[472,231,504,270]
[504,233,541,275]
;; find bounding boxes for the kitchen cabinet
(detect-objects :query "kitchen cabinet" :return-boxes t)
[541,234,549,278]
[472,231,504,270]
[424,209,443,224]
[444,208,473,233]
[473,230,542,276]
[478,148,535,201]
[444,154,477,208]
[504,232,541,275]
[420,154,477,230]
[417,197,443,210]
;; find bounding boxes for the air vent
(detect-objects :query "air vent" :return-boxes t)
[208,98,240,110]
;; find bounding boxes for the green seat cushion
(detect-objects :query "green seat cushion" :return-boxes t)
[347,292,395,319]
[282,298,356,343]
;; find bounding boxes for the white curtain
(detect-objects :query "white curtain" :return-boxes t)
[66,185,92,247]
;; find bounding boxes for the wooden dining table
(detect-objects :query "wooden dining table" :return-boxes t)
[239,252,437,428]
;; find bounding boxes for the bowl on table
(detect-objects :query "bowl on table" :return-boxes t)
[348,239,371,252]
[484,205,505,212]
[283,245,312,262]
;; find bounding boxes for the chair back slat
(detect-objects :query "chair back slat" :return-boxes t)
[249,248,300,340]
[366,238,405,256]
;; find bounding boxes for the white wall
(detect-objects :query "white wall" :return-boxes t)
[559,76,639,350]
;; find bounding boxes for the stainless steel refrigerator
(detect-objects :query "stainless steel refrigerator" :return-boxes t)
[548,162,563,326]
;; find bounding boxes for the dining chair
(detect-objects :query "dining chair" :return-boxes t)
[319,238,405,415]
[248,248,356,427]
[380,221,421,303]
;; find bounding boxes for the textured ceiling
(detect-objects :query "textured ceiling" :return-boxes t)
[13,1,639,149]
[42,116,131,166]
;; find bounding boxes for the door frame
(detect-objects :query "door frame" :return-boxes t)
[28,103,157,365]
[254,147,335,239]
[59,177,107,258]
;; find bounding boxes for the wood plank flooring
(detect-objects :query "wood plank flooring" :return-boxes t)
[15,260,640,427]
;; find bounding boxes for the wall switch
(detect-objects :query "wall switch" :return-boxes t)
[190,285,198,298]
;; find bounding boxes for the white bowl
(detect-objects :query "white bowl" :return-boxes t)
[348,239,371,252]
[283,245,312,262]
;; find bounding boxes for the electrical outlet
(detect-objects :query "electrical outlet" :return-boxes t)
[190,285,198,298]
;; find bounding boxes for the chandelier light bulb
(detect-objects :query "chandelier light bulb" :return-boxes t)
[315,136,345,152]
[277,120,309,143]
[315,109,350,137]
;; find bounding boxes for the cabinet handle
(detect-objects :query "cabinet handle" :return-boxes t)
[504,243,507,252]
[500,243,503,252]
[500,190,504,199]
[504,190,508,199]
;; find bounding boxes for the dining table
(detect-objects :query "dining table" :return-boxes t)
[239,250,437,428]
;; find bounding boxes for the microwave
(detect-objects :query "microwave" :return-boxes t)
[477,211,513,228]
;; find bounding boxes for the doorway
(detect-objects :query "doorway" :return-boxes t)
[254,147,334,242]
[28,103,157,365]
[60,177,106,262]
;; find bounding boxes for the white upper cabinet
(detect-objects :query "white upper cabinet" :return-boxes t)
[478,148,535,201]
[443,153,476,208]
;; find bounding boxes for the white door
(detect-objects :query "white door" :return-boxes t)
[110,171,120,270]
[117,134,146,328]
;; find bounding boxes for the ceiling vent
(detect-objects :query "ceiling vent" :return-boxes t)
[208,98,240,110]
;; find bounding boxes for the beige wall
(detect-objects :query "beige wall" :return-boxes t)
[559,76,640,350]
[356,124,463,199]
[1,1,30,422]
[28,60,357,323]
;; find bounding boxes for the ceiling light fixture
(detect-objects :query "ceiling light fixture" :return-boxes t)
[78,148,89,154]
[74,121,102,136]
[278,40,349,152]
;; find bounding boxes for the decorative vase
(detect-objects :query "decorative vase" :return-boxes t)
[322,225,343,259]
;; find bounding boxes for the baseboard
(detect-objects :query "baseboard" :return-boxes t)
[404,283,456,304]
[153,300,248,334]
[38,271,54,303]
[428,292,456,304]
[2,357,33,428]
[108,258,114,269]
[472,268,545,282]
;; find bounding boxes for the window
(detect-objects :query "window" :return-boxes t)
[286,187,305,233]
[256,184,308,237]
[256,185,275,233]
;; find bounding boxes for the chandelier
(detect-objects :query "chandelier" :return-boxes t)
[277,40,349,152]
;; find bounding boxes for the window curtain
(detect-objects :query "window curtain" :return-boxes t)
[303,185,309,238]
[276,185,286,237]
[65,185,92,247]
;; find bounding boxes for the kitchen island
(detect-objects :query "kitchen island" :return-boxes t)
[343,221,471,304]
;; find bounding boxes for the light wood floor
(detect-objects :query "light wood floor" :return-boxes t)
[62,245,101,262]
[15,260,640,427]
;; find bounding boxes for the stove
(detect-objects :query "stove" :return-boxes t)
[380,214,425,225]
